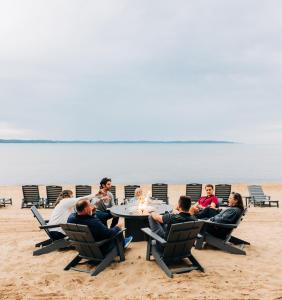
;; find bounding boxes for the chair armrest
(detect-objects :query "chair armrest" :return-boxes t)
[96,229,126,246]
[266,195,271,200]
[39,224,62,229]
[203,220,238,229]
[141,227,167,245]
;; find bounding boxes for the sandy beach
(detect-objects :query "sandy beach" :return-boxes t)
[0,183,282,300]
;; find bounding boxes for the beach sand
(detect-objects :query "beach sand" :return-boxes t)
[0,183,282,300]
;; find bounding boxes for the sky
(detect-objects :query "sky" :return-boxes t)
[0,1,282,144]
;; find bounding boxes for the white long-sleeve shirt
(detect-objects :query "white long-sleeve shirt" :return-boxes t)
[48,194,96,234]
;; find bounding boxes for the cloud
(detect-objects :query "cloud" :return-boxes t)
[0,1,282,143]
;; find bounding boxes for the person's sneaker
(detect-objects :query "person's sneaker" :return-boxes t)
[124,236,133,249]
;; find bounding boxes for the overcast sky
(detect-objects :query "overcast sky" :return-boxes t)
[0,1,282,143]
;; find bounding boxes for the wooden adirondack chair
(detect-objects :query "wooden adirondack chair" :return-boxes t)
[61,223,126,276]
[195,208,250,255]
[142,221,204,278]
[31,206,70,255]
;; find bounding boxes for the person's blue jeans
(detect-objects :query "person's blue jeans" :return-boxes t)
[96,210,119,228]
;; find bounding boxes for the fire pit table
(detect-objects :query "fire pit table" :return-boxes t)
[110,202,173,242]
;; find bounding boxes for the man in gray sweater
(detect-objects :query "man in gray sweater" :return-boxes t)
[92,177,119,228]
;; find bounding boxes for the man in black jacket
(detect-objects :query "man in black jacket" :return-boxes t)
[149,196,197,239]
[67,199,132,253]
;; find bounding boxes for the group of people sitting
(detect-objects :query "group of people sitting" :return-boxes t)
[47,178,244,253]
[48,177,133,252]
[149,184,244,240]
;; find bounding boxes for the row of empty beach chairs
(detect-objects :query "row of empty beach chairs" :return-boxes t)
[19,183,279,208]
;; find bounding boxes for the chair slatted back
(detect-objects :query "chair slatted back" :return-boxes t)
[248,185,268,202]
[186,183,202,203]
[163,221,204,258]
[124,185,140,200]
[46,185,62,206]
[109,186,116,199]
[152,183,168,203]
[75,185,92,198]
[23,185,40,201]
[31,206,52,239]
[61,223,104,259]
[215,184,231,203]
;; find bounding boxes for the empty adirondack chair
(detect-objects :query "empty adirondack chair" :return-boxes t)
[110,185,118,205]
[195,208,250,255]
[75,185,92,198]
[215,184,231,206]
[61,223,125,276]
[31,206,70,255]
[142,221,204,278]
[247,185,279,207]
[124,185,140,203]
[45,185,62,208]
[186,183,202,204]
[0,197,12,207]
[152,183,169,204]
[22,185,44,208]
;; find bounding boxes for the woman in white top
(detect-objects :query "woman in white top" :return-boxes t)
[48,190,96,240]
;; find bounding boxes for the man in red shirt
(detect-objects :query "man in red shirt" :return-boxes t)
[190,184,218,215]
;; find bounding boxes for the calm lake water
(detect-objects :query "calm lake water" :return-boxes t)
[0,143,282,185]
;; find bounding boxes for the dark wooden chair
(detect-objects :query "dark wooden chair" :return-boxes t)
[247,185,279,207]
[31,206,70,255]
[61,223,125,276]
[142,221,204,278]
[124,185,140,203]
[75,185,92,198]
[186,183,202,204]
[195,208,250,255]
[215,184,231,206]
[110,185,118,205]
[45,185,62,208]
[152,183,169,204]
[22,185,44,208]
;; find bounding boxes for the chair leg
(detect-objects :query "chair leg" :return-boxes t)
[64,254,82,270]
[229,236,250,245]
[206,235,246,255]
[35,239,52,247]
[188,254,204,272]
[146,238,152,261]
[151,247,173,278]
[116,238,125,262]
[33,239,69,256]
[91,248,116,276]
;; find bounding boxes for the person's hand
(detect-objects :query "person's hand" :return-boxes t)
[90,204,96,213]
[173,209,179,214]
[101,195,110,202]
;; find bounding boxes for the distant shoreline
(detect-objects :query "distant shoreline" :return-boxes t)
[0,139,237,144]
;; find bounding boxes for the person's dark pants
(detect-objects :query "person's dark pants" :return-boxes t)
[148,216,167,251]
[49,231,66,241]
[196,207,219,220]
[96,210,119,228]
[203,223,230,239]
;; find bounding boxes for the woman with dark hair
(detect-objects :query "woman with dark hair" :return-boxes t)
[48,189,96,240]
[197,192,244,239]
[196,192,244,224]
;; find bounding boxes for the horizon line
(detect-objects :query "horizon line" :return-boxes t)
[0,139,238,144]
